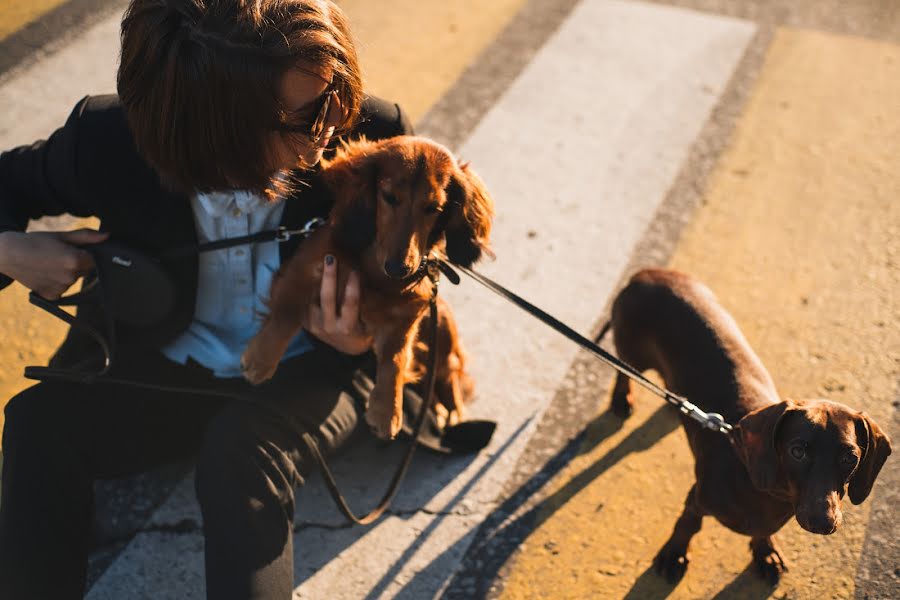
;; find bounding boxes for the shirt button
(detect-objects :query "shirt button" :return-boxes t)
[232,208,242,217]
[235,249,245,257]
[238,278,248,285]
[239,306,248,314]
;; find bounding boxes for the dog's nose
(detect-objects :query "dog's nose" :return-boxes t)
[796,503,841,535]
[383,259,413,279]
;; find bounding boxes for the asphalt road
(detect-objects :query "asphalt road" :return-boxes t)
[0,0,897,598]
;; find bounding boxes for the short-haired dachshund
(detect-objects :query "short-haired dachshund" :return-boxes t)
[608,268,891,584]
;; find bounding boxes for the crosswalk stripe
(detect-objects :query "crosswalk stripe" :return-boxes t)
[340,0,529,124]
[0,11,119,151]
[0,0,68,41]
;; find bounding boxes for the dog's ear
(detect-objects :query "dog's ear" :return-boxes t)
[443,162,495,268]
[849,412,892,505]
[733,400,795,492]
[321,147,379,252]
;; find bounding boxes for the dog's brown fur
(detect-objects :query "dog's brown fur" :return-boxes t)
[241,136,493,439]
[609,268,891,584]
[411,295,476,429]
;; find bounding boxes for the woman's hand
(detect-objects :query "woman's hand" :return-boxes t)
[306,255,373,355]
[0,229,108,299]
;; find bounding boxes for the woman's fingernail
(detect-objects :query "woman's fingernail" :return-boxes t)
[325,255,335,266]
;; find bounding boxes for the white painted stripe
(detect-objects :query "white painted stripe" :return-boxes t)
[86,1,754,598]
[0,10,122,148]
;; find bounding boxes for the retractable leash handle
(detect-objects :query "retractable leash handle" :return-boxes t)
[23,239,180,383]
[439,260,734,438]
[26,218,330,385]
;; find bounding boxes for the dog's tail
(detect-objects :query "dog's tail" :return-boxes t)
[592,318,612,344]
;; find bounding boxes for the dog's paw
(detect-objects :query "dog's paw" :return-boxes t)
[434,403,465,431]
[610,382,634,419]
[365,403,403,440]
[653,543,689,584]
[240,343,278,386]
[751,540,787,586]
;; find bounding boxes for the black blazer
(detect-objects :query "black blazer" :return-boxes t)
[0,94,413,368]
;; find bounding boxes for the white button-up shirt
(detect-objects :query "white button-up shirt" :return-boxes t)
[161,190,312,377]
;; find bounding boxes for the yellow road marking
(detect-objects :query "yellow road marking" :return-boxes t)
[0,0,68,41]
[339,0,527,123]
[500,27,900,599]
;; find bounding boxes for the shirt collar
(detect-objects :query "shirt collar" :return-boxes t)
[194,189,279,218]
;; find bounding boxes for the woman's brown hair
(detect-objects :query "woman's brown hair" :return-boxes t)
[118,0,363,196]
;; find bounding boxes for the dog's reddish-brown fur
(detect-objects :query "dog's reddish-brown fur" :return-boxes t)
[609,268,891,584]
[411,295,475,429]
[241,136,493,439]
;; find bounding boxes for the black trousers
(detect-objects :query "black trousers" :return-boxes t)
[0,343,374,600]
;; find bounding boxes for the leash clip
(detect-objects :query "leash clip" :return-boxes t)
[276,217,326,242]
[675,397,733,435]
[686,404,733,436]
[426,257,441,299]
[703,412,733,435]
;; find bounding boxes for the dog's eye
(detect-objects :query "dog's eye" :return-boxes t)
[789,444,807,461]
[382,193,399,206]
[424,202,442,215]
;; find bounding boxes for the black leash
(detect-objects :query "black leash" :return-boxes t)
[162,218,328,258]
[438,260,734,438]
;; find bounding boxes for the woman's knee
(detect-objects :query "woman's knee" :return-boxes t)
[194,402,304,511]
[3,383,72,448]
[1,384,93,498]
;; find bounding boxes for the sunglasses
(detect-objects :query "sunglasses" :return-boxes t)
[275,84,338,145]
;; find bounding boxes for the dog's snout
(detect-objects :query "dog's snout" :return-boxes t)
[796,500,842,535]
[383,259,413,279]
[799,513,840,535]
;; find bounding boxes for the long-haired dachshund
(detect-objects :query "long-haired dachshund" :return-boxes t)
[608,268,891,584]
[241,136,494,439]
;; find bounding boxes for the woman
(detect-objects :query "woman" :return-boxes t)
[0,1,413,598]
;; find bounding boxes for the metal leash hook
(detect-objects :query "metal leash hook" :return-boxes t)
[275,217,326,242]
[702,412,733,436]
[672,395,733,435]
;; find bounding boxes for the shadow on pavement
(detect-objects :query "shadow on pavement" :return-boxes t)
[291,430,480,588]
[365,416,534,600]
[709,563,774,600]
[621,564,677,600]
[291,412,536,591]
[622,561,772,600]
[432,403,682,598]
